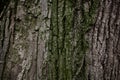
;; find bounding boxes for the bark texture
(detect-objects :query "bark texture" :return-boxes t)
[0,0,50,80]
[0,0,120,80]
[87,0,120,80]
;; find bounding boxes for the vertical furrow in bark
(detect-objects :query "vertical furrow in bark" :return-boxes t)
[0,0,18,79]
[87,0,120,80]
[0,0,51,80]
[48,0,73,80]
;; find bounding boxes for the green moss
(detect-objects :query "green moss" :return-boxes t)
[76,0,99,79]
[47,0,99,80]
[47,0,73,80]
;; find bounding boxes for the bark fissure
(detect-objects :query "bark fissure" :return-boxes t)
[87,0,120,79]
[0,0,120,80]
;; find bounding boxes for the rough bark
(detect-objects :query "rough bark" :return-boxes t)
[0,0,120,80]
[0,0,50,80]
[87,0,120,80]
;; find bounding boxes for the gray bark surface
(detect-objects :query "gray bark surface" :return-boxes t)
[0,0,120,80]
[0,0,50,80]
[87,0,120,80]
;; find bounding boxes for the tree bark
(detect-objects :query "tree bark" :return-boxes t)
[0,0,120,80]
[0,0,51,80]
[87,0,120,80]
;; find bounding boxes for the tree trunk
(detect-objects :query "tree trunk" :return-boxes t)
[87,0,120,80]
[0,0,120,80]
[0,0,51,80]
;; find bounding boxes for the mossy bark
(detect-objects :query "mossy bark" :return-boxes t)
[0,0,120,80]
